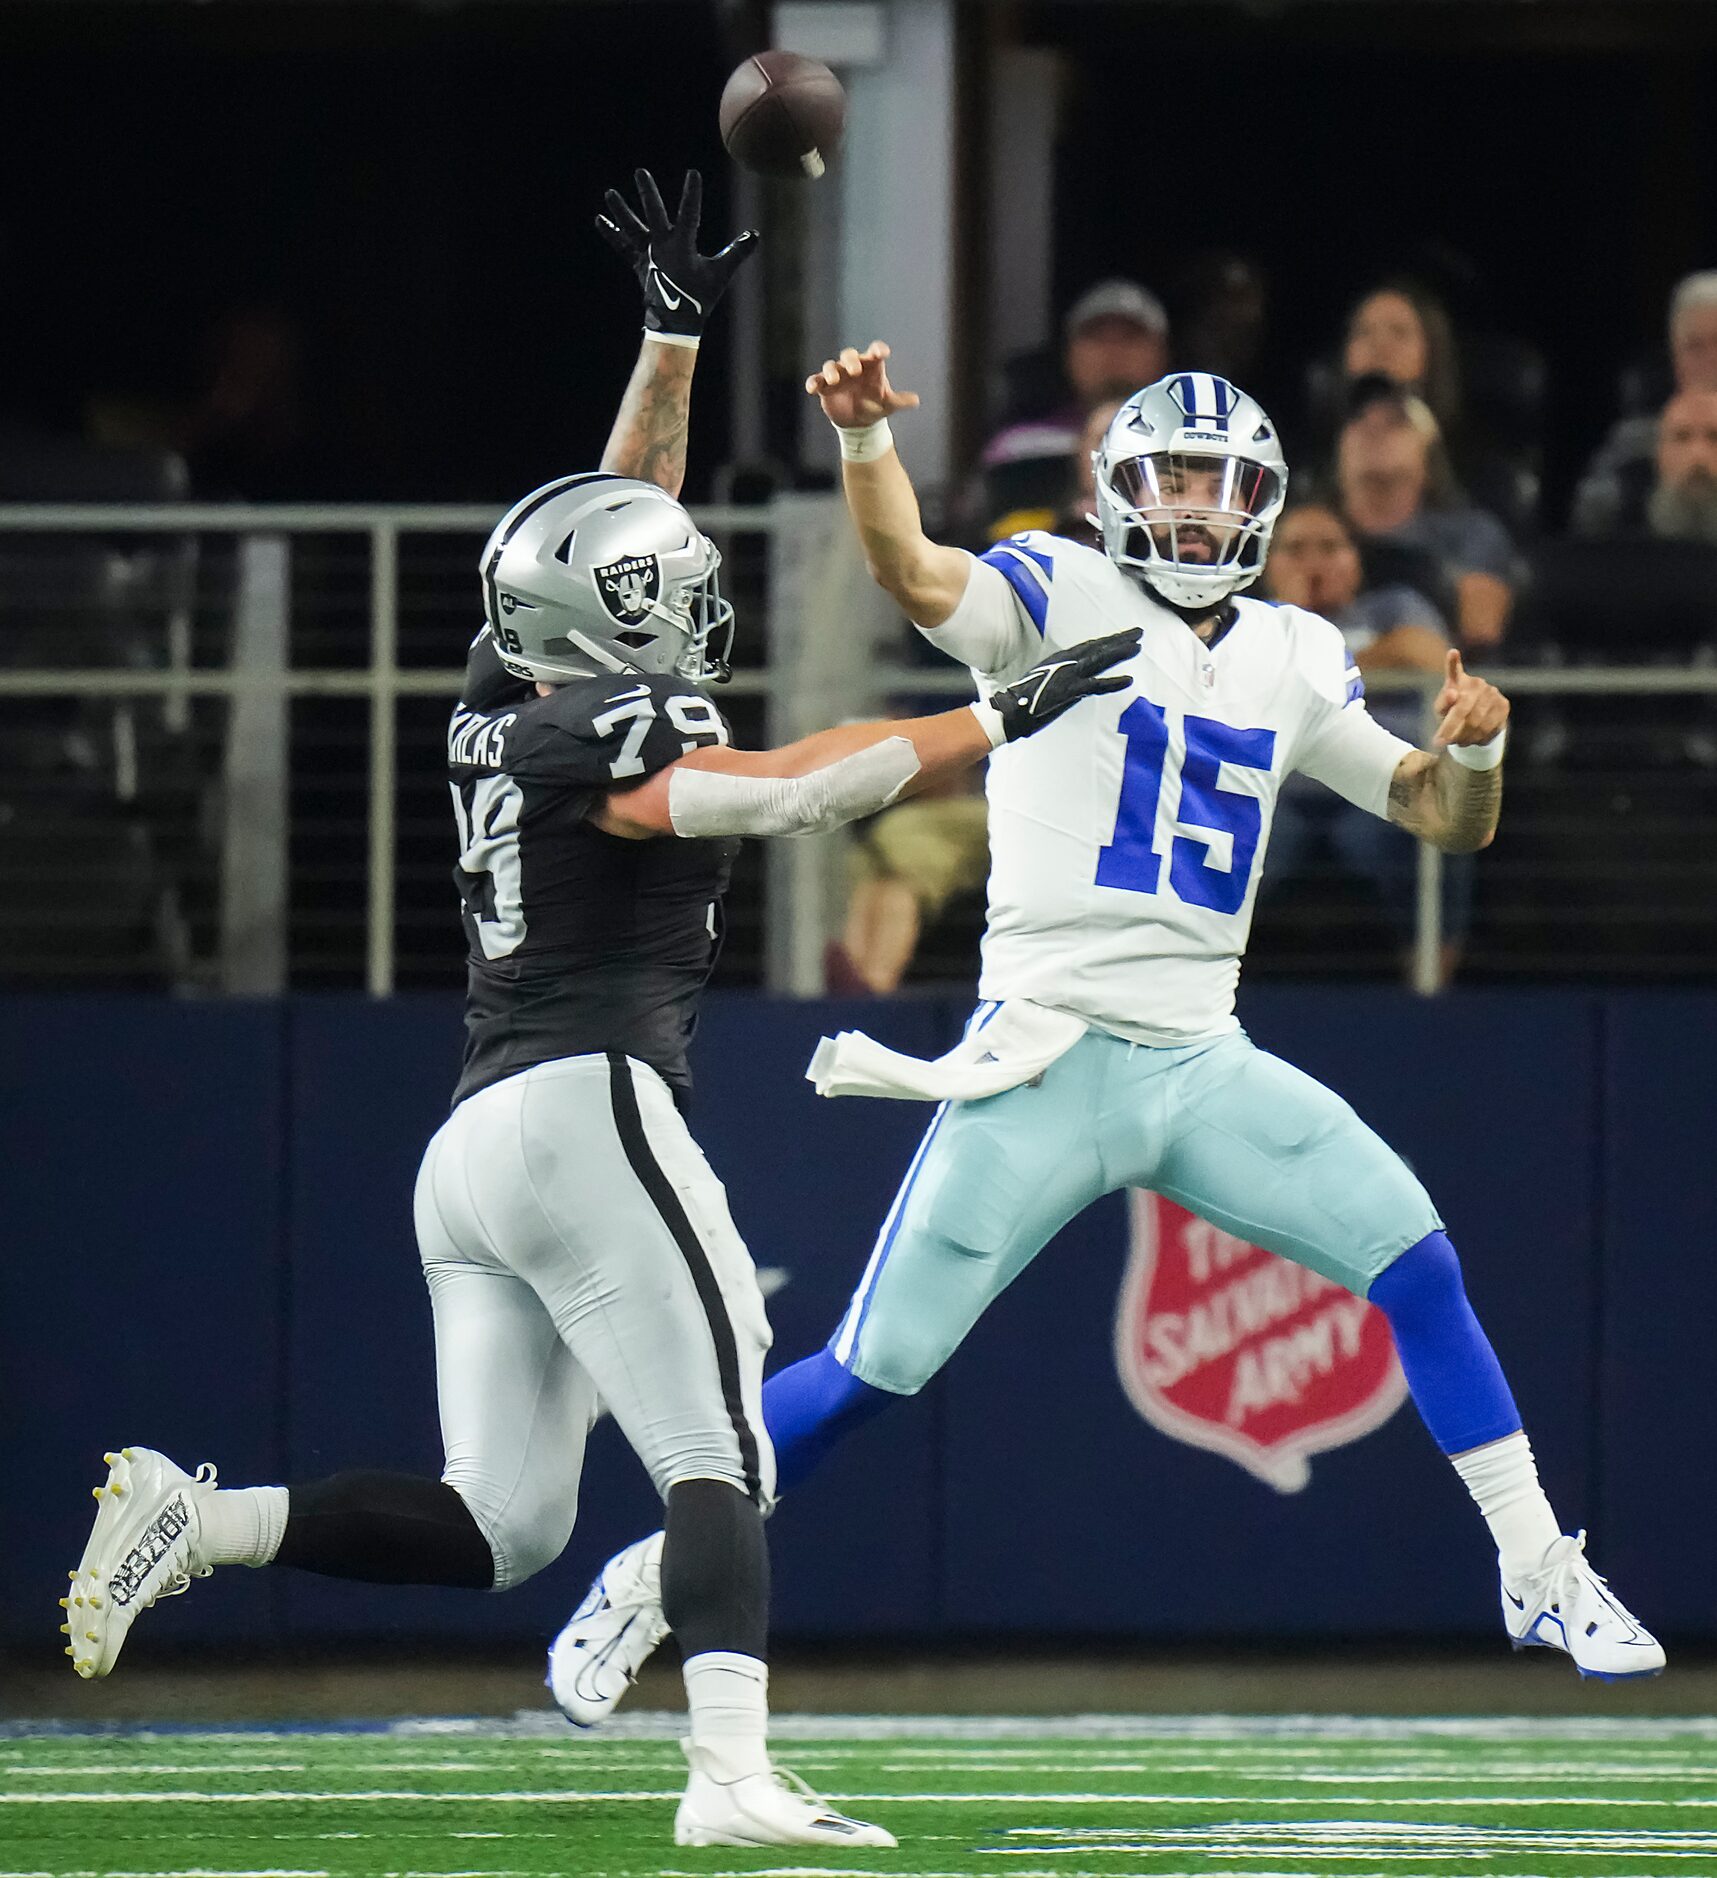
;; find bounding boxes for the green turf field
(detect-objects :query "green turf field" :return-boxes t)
[4,1715,1716,1877]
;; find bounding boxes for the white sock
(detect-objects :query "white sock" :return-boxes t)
[683,1650,770,1781]
[1450,1432,1562,1578]
[198,1486,290,1568]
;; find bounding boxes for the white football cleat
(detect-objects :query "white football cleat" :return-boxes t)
[546,1531,671,1727]
[674,1742,897,1849]
[63,1447,216,1679]
[1502,1529,1666,1681]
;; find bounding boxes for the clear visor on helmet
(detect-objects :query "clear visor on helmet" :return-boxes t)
[1108,452,1283,571]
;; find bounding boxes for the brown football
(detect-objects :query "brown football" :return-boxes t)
[719,49,846,179]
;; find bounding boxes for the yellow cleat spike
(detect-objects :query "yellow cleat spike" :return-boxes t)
[84,1631,97,1642]
[110,1484,125,1497]
[122,1447,136,1461]
[89,1595,103,1610]
[64,1645,74,1657]
[57,1597,69,1609]
[103,1451,117,1466]
[92,1486,105,1500]
[59,1624,69,1635]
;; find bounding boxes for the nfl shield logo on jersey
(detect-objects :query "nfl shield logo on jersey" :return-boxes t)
[595,553,662,626]
[1113,1191,1405,1492]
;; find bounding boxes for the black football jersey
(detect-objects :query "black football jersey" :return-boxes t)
[447,628,738,1107]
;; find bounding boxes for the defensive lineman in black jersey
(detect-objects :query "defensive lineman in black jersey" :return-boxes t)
[63,172,1137,1850]
[449,639,738,1107]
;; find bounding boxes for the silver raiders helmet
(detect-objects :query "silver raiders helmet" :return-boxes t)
[478,472,734,684]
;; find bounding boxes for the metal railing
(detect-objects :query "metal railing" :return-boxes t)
[0,500,895,995]
[0,501,1713,997]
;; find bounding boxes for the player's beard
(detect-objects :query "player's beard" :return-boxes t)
[1150,522,1220,565]
[1648,472,1717,546]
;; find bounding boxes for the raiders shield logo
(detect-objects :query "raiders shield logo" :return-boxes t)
[594,553,662,626]
[1114,1191,1405,1492]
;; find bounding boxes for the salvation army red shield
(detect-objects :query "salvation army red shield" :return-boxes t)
[1114,1190,1405,1491]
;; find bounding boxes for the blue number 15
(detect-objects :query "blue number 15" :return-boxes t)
[1095,698,1277,915]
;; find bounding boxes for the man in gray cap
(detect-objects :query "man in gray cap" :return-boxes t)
[977,276,1170,540]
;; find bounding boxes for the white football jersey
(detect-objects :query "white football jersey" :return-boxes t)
[923,531,1416,1046]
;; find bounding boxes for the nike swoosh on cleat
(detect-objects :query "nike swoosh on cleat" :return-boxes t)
[1504,1588,1526,1610]
[572,1612,640,1704]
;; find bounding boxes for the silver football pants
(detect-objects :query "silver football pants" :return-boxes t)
[413,1052,775,1592]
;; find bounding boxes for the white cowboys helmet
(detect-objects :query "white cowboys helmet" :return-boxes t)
[478,472,735,685]
[1094,372,1288,612]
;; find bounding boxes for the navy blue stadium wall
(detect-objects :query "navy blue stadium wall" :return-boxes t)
[3,988,1713,1652]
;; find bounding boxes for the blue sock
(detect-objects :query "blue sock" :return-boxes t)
[761,1347,896,1494]
[1368,1230,1523,1455]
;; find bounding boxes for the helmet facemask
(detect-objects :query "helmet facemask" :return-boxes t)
[1099,450,1284,611]
[658,545,735,683]
[1094,375,1289,612]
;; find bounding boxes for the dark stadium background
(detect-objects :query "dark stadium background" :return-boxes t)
[1,2,1711,509]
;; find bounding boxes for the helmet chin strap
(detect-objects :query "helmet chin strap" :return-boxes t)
[1135,570,1236,636]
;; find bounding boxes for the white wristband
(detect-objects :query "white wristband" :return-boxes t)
[968,699,1006,750]
[1447,726,1507,770]
[836,418,894,462]
[646,330,700,351]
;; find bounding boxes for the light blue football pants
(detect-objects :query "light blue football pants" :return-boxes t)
[829,1023,1442,1397]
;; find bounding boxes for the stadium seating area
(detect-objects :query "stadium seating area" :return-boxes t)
[0,239,1713,992]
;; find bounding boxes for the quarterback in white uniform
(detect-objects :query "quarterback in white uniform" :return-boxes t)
[549,348,1662,1718]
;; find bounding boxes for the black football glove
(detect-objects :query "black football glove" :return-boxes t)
[597,168,760,342]
[986,629,1140,742]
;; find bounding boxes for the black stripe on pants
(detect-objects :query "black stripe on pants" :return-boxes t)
[606,1053,764,1502]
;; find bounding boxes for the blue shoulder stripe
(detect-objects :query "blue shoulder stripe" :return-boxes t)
[979,543,1051,635]
[1003,537,1055,580]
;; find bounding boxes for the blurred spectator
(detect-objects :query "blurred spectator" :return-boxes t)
[1261,500,1472,986]
[1172,250,1271,394]
[1649,391,1717,545]
[1574,386,1717,545]
[91,303,318,499]
[979,279,1168,540]
[1573,271,1717,534]
[1342,279,1462,432]
[178,304,315,500]
[1336,380,1520,649]
[825,779,990,996]
[1050,397,1123,549]
[1313,277,1543,536]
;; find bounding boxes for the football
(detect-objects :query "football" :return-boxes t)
[719,49,846,179]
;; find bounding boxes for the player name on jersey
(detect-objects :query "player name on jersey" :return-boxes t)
[448,706,518,770]
[1113,1192,1406,1492]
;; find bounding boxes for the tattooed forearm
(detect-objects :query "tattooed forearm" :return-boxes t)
[1386,749,1502,853]
[601,339,696,496]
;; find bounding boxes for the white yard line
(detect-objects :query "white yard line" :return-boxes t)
[394,1711,1717,1744]
[1,1787,1711,1809]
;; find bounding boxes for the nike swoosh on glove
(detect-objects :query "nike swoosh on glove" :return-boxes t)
[988,629,1141,742]
[597,168,759,342]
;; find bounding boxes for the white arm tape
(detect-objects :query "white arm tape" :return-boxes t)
[667,737,921,839]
